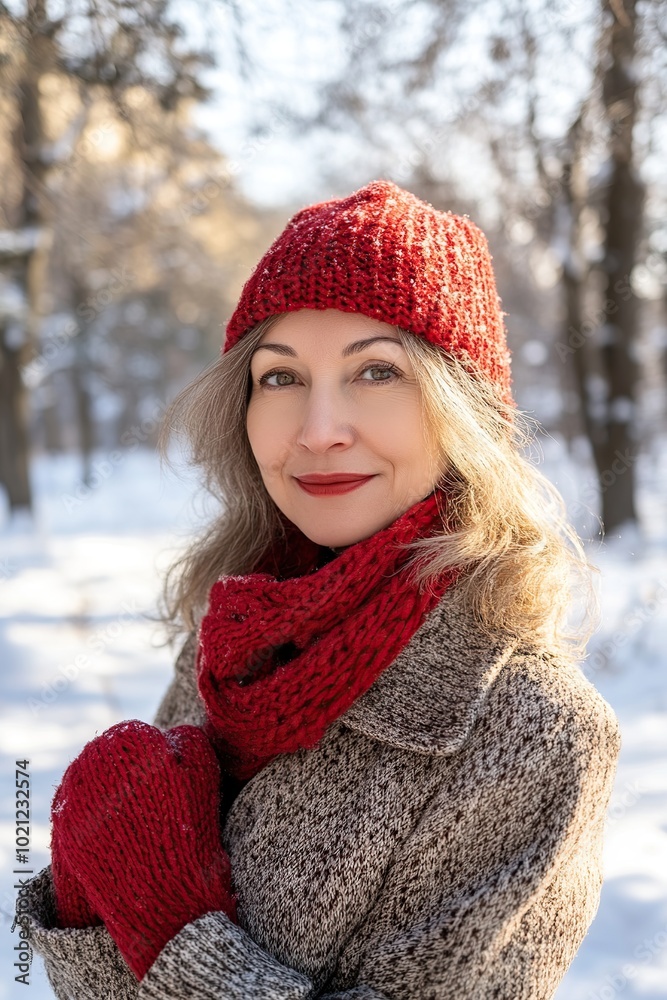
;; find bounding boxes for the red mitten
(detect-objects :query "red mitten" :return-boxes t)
[51,820,102,928]
[50,720,238,981]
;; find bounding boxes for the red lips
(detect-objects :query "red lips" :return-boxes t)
[294,473,376,496]
[295,473,374,483]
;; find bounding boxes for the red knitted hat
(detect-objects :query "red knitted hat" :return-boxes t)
[223,179,515,408]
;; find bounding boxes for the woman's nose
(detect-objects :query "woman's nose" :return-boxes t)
[294,386,356,452]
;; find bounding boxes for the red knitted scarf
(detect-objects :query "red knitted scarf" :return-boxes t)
[196,487,459,781]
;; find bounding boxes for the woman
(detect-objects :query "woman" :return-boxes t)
[17,179,621,1000]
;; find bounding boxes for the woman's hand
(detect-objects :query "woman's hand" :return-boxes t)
[50,720,238,981]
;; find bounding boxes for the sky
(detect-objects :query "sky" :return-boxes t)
[180,0,348,207]
[180,0,602,210]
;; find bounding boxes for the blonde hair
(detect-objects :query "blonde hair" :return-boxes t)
[157,316,600,663]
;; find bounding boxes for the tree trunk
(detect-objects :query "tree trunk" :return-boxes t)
[0,323,32,508]
[595,0,643,535]
[1,0,54,512]
[71,330,95,485]
[559,111,593,446]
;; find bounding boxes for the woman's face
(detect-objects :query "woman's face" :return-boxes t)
[246,308,442,549]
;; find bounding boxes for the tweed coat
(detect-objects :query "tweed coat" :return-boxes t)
[17,587,621,1000]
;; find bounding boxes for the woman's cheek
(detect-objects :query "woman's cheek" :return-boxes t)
[247,398,283,453]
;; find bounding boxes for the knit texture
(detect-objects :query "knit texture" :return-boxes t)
[50,823,102,931]
[222,179,515,409]
[50,721,238,981]
[197,486,459,780]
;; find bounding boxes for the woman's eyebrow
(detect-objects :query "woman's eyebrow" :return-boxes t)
[251,336,404,359]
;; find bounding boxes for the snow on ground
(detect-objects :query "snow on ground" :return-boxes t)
[0,440,666,999]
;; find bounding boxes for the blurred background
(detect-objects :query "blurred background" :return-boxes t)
[1,0,666,996]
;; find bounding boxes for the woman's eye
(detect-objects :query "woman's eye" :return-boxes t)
[360,365,400,382]
[256,364,400,388]
[258,370,295,387]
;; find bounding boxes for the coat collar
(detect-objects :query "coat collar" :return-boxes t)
[339,589,520,755]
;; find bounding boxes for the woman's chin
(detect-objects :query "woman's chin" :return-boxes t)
[296,523,365,549]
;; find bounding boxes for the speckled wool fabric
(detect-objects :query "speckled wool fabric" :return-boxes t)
[17,588,621,1000]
